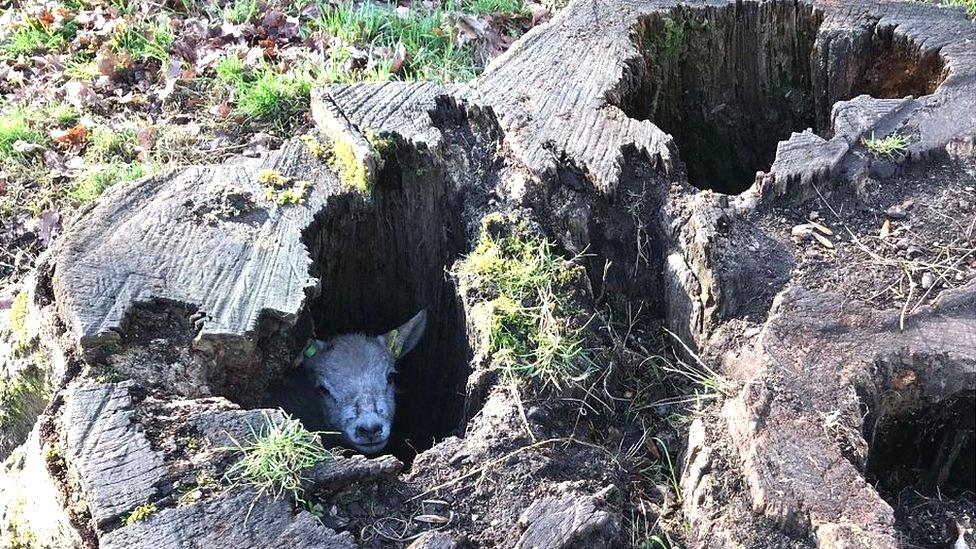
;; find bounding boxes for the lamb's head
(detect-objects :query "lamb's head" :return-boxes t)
[302,310,427,453]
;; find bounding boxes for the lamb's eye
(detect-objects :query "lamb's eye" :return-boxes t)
[386,372,396,383]
[318,385,331,396]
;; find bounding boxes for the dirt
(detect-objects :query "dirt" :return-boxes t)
[756,157,976,319]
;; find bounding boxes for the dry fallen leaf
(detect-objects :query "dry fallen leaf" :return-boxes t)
[791,223,813,238]
[50,124,88,146]
[879,219,891,239]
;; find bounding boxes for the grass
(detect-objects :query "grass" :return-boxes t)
[315,2,479,82]
[461,0,528,15]
[122,503,157,525]
[3,21,74,58]
[0,367,50,448]
[107,17,174,64]
[69,162,144,203]
[223,413,333,503]
[214,58,314,128]
[862,131,911,159]
[453,214,595,389]
[0,110,47,160]
[940,0,976,18]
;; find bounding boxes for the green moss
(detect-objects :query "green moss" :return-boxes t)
[329,138,370,193]
[123,503,157,525]
[9,291,29,350]
[453,215,594,388]
[257,169,310,205]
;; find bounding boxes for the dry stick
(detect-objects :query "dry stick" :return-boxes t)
[510,379,537,443]
[899,268,915,331]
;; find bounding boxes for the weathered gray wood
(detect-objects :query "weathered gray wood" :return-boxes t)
[52,138,333,354]
[64,381,168,529]
[514,487,619,549]
[100,488,355,549]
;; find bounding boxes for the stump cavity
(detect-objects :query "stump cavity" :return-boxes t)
[266,145,473,462]
[627,1,947,194]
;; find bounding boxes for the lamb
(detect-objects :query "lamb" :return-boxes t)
[299,310,427,453]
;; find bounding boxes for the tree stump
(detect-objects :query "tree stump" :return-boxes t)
[2,0,974,547]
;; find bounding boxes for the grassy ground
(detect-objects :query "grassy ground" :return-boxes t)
[0,0,543,290]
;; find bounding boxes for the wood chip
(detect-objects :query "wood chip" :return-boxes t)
[812,232,834,249]
[791,224,813,238]
[879,219,891,239]
[809,221,833,236]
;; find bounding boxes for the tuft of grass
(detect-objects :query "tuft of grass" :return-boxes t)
[316,3,478,82]
[70,162,144,203]
[862,131,911,159]
[107,17,174,64]
[223,413,333,503]
[86,125,137,162]
[215,60,313,127]
[0,110,46,160]
[3,21,72,57]
[122,503,157,526]
[46,103,81,127]
[0,368,50,444]
[221,0,260,24]
[461,0,528,15]
[453,214,595,388]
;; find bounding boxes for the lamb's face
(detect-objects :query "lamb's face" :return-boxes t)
[303,310,427,454]
[306,335,397,453]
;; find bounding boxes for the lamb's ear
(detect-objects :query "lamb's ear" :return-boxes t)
[379,310,427,359]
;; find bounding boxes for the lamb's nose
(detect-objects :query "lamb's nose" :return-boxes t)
[356,423,383,439]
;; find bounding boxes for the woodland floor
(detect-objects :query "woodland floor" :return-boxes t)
[0,0,558,304]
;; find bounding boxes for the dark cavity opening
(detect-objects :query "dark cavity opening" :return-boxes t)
[265,145,472,464]
[864,390,975,499]
[625,2,946,194]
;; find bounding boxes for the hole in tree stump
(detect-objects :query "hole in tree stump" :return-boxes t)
[864,390,975,498]
[625,1,946,194]
[264,146,472,464]
[863,388,976,547]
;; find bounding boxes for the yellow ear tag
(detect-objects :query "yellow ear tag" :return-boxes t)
[387,329,400,358]
[304,343,317,358]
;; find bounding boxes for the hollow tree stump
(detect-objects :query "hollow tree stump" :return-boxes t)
[2,0,975,548]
